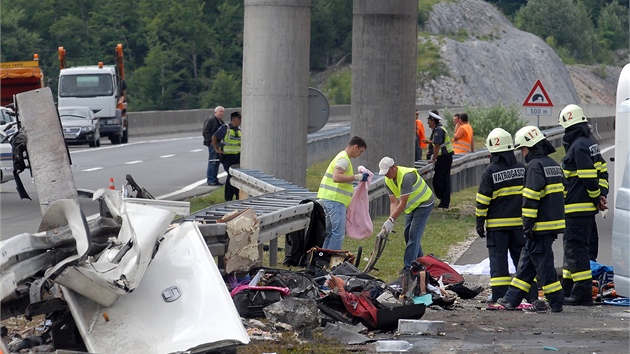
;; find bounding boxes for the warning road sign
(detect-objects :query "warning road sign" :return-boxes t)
[523,79,553,107]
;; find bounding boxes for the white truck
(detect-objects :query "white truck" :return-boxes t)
[57,44,128,144]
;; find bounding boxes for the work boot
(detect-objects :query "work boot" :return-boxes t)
[564,297,593,306]
[547,291,564,313]
[565,280,593,306]
[496,297,517,310]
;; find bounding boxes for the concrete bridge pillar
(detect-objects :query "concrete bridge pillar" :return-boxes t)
[351,0,418,171]
[241,0,311,187]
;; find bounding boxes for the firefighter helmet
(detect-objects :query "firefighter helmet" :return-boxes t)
[514,126,545,149]
[485,128,514,153]
[558,104,587,129]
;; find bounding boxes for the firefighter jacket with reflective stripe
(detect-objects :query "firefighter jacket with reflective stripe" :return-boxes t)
[453,123,473,154]
[385,166,433,214]
[561,129,608,217]
[476,153,525,230]
[222,124,241,154]
[317,150,354,206]
[522,149,566,234]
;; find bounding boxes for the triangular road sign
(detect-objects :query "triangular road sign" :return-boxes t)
[523,79,553,107]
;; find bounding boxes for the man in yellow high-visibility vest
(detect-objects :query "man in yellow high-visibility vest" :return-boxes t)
[317,136,368,250]
[378,156,434,270]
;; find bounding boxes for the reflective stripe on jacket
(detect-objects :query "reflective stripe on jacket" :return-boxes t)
[562,135,608,217]
[453,123,473,154]
[439,126,454,155]
[385,166,433,214]
[317,151,354,206]
[476,155,525,230]
[223,124,241,154]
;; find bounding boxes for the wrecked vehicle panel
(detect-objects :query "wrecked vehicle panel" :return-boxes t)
[2,88,250,352]
[64,221,249,353]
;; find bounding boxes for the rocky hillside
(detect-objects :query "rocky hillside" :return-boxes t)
[418,0,622,107]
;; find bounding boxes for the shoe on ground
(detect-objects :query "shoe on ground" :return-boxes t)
[496,298,517,310]
[207,181,223,186]
[524,300,550,313]
[564,297,593,306]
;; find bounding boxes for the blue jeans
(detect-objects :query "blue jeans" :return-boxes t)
[322,200,347,250]
[206,146,220,184]
[403,203,433,268]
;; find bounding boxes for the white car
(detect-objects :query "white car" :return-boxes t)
[0,106,17,183]
[58,106,101,147]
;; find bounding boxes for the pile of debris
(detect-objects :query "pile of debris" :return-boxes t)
[224,253,484,346]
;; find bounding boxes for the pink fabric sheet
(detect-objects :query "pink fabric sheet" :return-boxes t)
[346,165,374,239]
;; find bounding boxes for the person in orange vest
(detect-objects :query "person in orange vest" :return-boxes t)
[452,113,474,154]
[415,109,427,161]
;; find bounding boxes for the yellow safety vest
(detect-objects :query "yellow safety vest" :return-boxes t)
[223,125,241,154]
[385,166,433,214]
[317,151,354,206]
[437,126,454,155]
[453,124,473,154]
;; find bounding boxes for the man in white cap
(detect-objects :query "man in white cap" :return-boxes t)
[422,110,454,208]
[379,156,435,270]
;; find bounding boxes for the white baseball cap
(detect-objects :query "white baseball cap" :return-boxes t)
[379,157,395,175]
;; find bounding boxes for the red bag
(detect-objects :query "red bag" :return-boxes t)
[416,254,465,285]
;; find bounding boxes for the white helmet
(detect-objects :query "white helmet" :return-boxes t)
[514,126,545,149]
[485,128,514,153]
[558,104,587,129]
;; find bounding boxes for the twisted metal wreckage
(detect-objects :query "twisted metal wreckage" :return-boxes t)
[2,89,492,353]
[1,89,249,353]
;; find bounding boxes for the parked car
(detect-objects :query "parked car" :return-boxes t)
[58,106,101,147]
[0,106,17,183]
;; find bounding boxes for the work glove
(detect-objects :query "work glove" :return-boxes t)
[523,218,535,240]
[354,174,363,181]
[475,218,485,238]
[361,172,369,182]
[382,217,395,233]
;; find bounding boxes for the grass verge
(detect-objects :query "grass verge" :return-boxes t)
[187,156,478,284]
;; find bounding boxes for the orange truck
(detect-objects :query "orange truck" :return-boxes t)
[0,54,45,107]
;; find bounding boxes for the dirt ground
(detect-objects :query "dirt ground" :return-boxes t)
[238,273,629,354]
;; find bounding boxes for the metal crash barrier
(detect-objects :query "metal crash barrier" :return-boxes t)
[189,126,567,268]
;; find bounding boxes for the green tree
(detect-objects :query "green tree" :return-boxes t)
[202,70,241,108]
[484,0,527,18]
[515,0,598,63]
[0,7,42,63]
[597,0,629,51]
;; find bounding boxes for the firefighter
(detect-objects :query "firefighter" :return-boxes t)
[558,104,609,306]
[497,126,564,312]
[475,128,528,303]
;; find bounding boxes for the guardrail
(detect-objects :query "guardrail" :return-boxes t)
[184,125,571,269]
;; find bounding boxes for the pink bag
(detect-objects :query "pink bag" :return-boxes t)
[346,166,373,239]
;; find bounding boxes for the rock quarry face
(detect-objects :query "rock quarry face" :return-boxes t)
[417,0,581,106]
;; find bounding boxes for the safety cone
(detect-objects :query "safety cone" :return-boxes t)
[109,178,115,190]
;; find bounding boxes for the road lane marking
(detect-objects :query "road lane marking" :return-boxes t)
[82,167,103,172]
[160,154,175,158]
[191,149,204,152]
[124,160,142,165]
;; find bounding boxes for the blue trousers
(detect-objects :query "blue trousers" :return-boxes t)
[403,203,433,268]
[322,200,347,250]
[206,146,220,184]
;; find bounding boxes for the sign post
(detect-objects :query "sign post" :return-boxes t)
[523,79,553,127]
